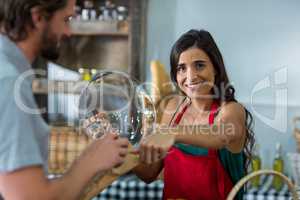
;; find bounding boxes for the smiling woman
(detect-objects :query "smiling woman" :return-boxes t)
[133,29,255,200]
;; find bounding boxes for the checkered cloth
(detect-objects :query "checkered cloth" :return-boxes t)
[244,174,298,200]
[48,127,91,174]
[89,174,299,200]
[92,175,163,200]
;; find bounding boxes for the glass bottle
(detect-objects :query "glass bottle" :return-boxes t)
[90,69,98,79]
[251,144,261,188]
[272,143,284,191]
[78,68,91,81]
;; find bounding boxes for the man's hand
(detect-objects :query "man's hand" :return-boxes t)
[81,133,129,172]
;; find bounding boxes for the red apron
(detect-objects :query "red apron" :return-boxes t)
[163,101,233,200]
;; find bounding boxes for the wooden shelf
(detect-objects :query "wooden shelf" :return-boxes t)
[32,79,132,95]
[71,31,129,37]
[32,79,88,94]
[70,20,129,37]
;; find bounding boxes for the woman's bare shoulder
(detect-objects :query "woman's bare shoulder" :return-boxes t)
[219,101,245,118]
[216,101,246,130]
[157,94,186,124]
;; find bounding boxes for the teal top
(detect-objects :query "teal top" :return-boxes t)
[174,143,245,200]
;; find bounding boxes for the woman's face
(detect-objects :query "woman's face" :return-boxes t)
[176,47,215,99]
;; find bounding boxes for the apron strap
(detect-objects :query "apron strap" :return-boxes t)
[208,101,219,157]
[208,149,218,156]
[209,101,219,125]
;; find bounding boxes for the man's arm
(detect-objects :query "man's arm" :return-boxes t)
[0,133,129,200]
[0,166,90,200]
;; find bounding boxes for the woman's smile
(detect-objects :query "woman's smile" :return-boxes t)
[176,47,215,97]
[184,80,206,91]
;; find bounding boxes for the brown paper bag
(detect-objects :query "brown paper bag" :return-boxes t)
[80,145,139,200]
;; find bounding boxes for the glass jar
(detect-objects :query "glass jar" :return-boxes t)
[117,6,128,21]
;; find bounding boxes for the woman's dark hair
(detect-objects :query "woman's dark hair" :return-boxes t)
[170,29,255,171]
[0,0,67,41]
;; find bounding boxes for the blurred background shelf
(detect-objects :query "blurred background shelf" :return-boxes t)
[71,32,129,37]
[32,79,88,95]
[33,0,147,78]
[70,20,129,36]
[32,0,148,125]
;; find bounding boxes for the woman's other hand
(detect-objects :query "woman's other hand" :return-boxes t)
[138,133,175,164]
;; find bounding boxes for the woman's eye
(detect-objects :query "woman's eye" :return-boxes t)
[177,65,186,73]
[195,63,204,70]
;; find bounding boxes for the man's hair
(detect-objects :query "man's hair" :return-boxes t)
[0,0,67,41]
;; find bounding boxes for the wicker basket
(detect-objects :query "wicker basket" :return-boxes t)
[294,117,300,152]
[227,169,299,200]
[48,127,91,174]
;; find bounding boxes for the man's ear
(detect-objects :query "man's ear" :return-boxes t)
[30,6,46,30]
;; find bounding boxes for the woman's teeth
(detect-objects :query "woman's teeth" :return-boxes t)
[186,81,205,89]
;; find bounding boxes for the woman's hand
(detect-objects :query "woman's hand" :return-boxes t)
[138,133,175,164]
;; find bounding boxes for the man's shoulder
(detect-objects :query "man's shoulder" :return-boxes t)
[0,53,20,79]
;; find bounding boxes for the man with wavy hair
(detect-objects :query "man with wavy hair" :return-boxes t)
[0,1,129,199]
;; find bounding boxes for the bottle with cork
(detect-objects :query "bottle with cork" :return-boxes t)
[272,143,284,191]
[251,144,262,188]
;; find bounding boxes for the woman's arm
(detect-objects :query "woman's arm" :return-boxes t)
[171,102,247,153]
[132,96,183,183]
[132,161,164,184]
